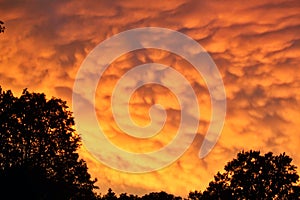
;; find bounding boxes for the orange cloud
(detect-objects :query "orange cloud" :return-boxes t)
[0,0,299,197]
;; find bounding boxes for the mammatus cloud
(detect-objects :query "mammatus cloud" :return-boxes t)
[0,0,299,196]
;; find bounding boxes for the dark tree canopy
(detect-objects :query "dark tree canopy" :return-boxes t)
[100,189,182,200]
[140,191,182,200]
[187,190,202,200]
[0,87,99,199]
[101,188,118,200]
[200,150,300,200]
[0,21,5,33]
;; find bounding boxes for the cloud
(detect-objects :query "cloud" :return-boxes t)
[0,0,299,196]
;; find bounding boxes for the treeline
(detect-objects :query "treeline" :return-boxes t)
[0,88,299,199]
[100,189,182,200]
[99,151,300,199]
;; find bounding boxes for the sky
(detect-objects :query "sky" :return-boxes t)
[0,0,300,196]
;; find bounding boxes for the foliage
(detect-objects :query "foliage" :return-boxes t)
[140,191,182,200]
[100,189,182,200]
[187,190,202,200]
[101,188,118,200]
[0,21,5,33]
[201,150,300,199]
[0,87,99,199]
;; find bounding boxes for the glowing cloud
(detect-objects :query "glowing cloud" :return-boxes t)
[0,0,299,196]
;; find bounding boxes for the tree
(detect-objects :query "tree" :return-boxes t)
[0,87,99,199]
[140,191,182,200]
[0,21,5,33]
[100,189,182,200]
[201,150,300,199]
[119,193,139,200]
[187,190,202,200]
[101,188,118,200]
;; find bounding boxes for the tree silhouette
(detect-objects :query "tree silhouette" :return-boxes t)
[118,193,139,200]
[187,190,202,200]
[101,188,118,200]
[100,189,182,200]
[140,191,182,200]
[0,87,99,199]
[0,21,5,33]
[200,150,300,199]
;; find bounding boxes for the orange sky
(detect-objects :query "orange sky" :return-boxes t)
[0,0,300,197]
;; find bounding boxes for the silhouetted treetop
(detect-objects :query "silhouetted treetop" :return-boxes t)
[141,191,182,200]
[0,87,99,199]
[187,190,202,200]
[0,21,5,33]
[100,189,182,200]
[200,150,300,199]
